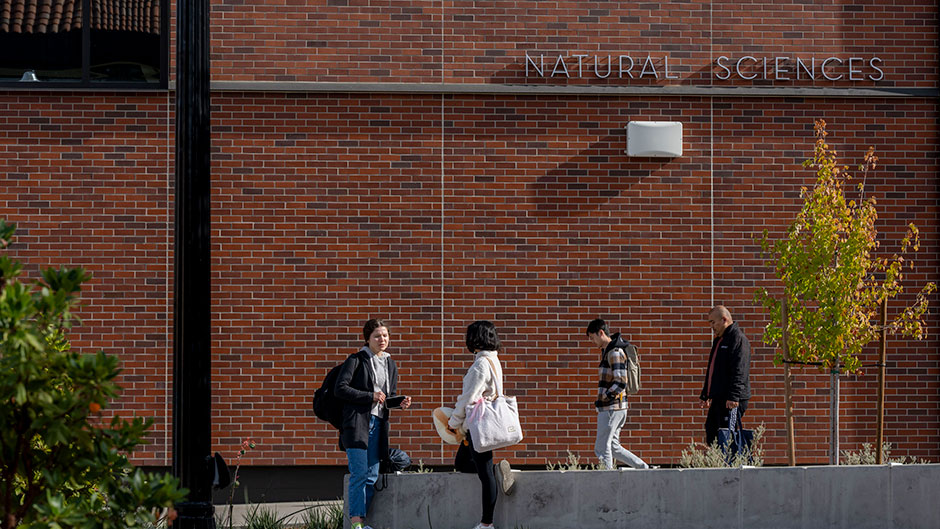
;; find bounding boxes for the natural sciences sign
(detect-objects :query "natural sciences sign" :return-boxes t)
[525,53,885,82]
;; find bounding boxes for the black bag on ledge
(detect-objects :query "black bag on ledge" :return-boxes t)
[375,448,412,491]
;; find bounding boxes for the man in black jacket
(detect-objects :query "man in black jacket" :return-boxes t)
[699,306,751,445]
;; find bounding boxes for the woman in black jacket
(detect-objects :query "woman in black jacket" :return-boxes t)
[334,319,411,529]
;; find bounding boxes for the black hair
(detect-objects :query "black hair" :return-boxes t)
[465,320,501,353]
[363,318,388,344]
[586,318,610,337]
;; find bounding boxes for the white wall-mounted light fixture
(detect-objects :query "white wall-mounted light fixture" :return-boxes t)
[19,69,39,82]
[626,121,682,157]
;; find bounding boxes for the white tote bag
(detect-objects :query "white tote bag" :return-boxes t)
[465,357,523,452]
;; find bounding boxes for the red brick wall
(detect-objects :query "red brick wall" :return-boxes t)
[1,0,938,468]
[0,92,175,465]
[1,92,936,467]
[205,0,937,87]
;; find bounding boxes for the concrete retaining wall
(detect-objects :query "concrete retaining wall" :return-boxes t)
[346,464,940,529]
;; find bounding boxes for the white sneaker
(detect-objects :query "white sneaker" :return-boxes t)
[471,524,495,529]
[496,459,515,496]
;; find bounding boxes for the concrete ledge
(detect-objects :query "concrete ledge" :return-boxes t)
[347,464,940,529]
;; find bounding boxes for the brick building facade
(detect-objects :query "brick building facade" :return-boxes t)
[1,0,937,496]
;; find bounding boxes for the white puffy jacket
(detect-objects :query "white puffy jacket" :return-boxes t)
[448,350,503,433]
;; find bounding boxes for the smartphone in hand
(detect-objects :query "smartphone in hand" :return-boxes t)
[386,395,408,409]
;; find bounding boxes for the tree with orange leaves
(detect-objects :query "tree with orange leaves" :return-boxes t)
[755,120,935,463]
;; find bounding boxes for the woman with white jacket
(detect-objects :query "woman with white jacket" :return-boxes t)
[446,320,515,529]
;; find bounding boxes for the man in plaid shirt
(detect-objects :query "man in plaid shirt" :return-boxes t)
[586,318,650,469]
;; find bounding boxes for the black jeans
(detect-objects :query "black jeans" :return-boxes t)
[705,399,748,446]
[454,432,497,525]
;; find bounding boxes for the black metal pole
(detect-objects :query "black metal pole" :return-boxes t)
[173,0,213,522]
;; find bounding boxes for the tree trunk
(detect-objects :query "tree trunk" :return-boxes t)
[830,367,840,465]
[783,299,796,466]
[876,298,888,464]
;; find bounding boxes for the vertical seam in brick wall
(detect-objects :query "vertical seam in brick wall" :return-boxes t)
[709,1,715,307]
[710,95,714,307]
[439,0,446,465]
[708,96,714,307]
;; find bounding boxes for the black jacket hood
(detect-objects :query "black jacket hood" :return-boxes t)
[604,332,632,355]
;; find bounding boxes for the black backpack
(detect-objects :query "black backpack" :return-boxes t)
[375,448,412,491]
[313,359,355,429]
[380,448,411,473]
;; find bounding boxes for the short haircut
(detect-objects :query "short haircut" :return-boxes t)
[709,305,732,322]
[586,318,610,337]
[363,318,388,344]
[465,320,501,352]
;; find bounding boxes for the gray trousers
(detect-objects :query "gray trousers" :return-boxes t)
[595,409,649,469]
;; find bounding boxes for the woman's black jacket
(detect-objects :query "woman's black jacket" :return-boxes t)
[334,348,398,453]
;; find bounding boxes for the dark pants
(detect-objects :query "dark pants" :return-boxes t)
[455,432,497,525]
[705,399,748,446]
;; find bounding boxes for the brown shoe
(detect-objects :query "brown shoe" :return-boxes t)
[496,459,515,496]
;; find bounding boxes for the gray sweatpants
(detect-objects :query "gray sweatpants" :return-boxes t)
[595,408,649,470]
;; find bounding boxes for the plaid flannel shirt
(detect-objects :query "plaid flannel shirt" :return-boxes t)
[597,346,629,411]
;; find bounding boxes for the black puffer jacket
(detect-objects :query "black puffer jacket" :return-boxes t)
[700,322,751,402]
[334,348,398,452]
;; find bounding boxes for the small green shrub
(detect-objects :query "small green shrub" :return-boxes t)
[244,503,285,529]
[410,460,433,474]
[545,450,601,471]
[679,424,766,468]
[298,502,343,529]
[0,219,186,528]
[841,442,931,465]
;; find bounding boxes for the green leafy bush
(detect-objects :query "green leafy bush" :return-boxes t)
[0,219,186,528]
